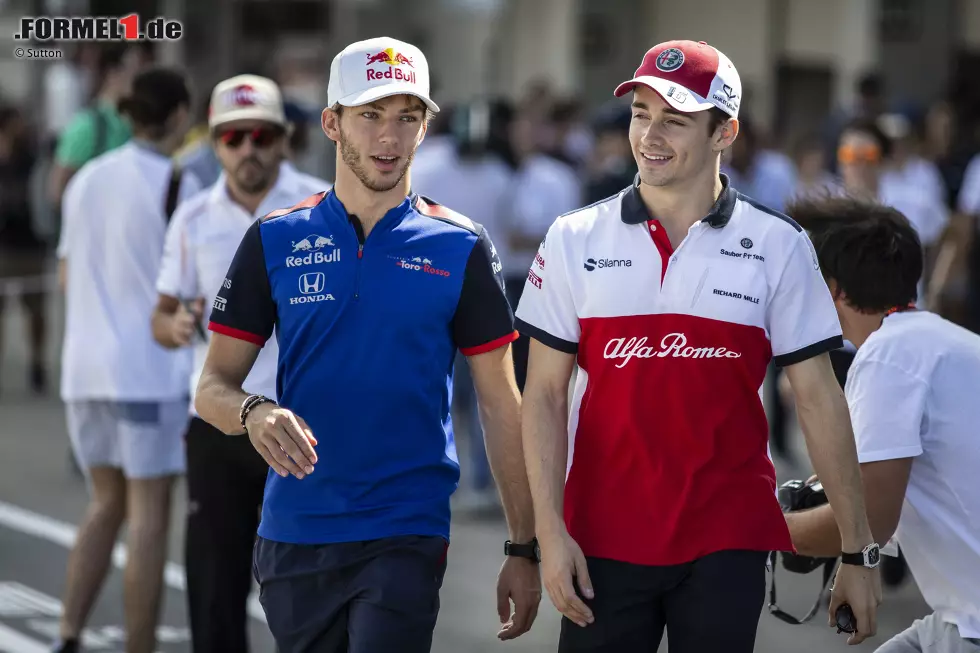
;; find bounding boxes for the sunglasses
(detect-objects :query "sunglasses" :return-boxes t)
[217,127,282,149]
[837,144,881,164]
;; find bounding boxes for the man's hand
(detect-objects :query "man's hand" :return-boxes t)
[495,556,541,640]
[244,403,318,479]
[170,299,203,347]
[539,530,594,628]
[829,563,882,645]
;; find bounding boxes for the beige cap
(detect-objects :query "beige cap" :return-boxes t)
[208,74,286,130]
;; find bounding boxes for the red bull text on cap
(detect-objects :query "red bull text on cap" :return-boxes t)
[328,37,439,113]
[614,40,742,119]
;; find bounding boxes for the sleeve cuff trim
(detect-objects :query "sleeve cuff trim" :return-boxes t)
[208,322,267,347]
[515,318,578,354]
[774,335,843,368]
[460,330,519,356]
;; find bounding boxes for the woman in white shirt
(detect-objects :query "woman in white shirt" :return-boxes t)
[54,67,200,653]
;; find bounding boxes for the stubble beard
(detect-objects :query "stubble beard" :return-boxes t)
[339,127,416,193]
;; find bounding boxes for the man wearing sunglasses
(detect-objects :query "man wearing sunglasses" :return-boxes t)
[151,73,330,653]
[194,37,540,652]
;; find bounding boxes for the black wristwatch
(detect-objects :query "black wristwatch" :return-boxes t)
[505,538,540,563]
[841,542,881,569]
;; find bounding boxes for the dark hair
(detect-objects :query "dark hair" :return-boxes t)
[118,67,190,137]
[840,116,893,159]
[786,195,922,312]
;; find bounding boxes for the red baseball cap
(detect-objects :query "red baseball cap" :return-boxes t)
[614,40,742,119]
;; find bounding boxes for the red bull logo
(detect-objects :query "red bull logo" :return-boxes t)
[365,48,417,84]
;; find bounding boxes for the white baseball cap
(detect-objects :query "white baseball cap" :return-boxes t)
[327,37,439,113]
[209,74,287,130]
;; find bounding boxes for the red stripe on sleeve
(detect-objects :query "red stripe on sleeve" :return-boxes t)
[208,322,267,347]
[460,330,520,356]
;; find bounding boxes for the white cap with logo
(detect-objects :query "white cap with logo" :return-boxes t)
[327,37,439,113]
[209,74,286,130]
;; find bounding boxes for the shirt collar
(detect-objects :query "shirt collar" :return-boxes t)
[325,188,415,230]
[209,160,307,215]
[620,172,737,228]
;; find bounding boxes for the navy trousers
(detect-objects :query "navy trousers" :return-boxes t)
[253,534,449,653]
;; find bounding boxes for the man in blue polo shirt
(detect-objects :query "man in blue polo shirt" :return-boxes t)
[194,37,541,652]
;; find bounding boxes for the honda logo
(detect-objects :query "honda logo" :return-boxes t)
[299,272,325,295]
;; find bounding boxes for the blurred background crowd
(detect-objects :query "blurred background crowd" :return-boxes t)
[1,0,980,498]
[0,0,975,649]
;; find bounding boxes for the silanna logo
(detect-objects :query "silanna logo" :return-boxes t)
[584,257,631,271]
[391,255,450,277]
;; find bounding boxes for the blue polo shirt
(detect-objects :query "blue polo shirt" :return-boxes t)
[208,190,517,544]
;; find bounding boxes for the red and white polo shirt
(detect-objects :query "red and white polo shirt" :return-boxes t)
[515,174,843,566]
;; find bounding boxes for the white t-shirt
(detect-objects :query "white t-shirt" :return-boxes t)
[58,141,203,401]
[879,176,949,248]
[847,310,980,638]
[880,157,947,210]
[503,154,582,279]
[156,162,331,415]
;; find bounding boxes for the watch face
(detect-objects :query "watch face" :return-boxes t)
[534,543,541,561]
[867,545,880,566]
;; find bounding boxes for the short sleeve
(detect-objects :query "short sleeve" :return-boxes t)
[54,112,96,168]
[769,229,843,367]
[846,359,926,463]
[514,222,580,353]
[156,204,193,298]
[207,220,276,347]
[453,229,519,355]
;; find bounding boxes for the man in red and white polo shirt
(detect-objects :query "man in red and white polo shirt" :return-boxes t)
[517,40,882,652]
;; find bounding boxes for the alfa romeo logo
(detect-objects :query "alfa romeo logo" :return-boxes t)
[656,48,685,72]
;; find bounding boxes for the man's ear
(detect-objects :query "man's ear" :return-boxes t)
[714,117,739,152]
[321,107,340,143]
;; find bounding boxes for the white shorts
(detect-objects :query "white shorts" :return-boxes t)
[66,400,189,479]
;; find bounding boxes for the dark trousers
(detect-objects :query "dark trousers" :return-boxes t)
[184,417,269,653]
[558,550,769,653]
[253,535,449,653]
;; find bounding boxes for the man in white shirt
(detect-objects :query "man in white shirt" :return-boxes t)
[54,68,201,653]
[785,195,980,653]
[151,74,330,653]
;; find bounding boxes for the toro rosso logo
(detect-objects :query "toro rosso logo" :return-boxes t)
[365,48,417,84]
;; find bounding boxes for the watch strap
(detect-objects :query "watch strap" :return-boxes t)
[505,538,539,561]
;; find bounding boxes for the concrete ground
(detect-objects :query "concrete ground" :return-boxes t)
[0,287,929,652]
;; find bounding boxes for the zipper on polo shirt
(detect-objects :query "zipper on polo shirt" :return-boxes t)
[350,216,366,301]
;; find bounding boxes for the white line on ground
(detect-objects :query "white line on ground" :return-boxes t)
[0,500,266,623]
[0,622,47,653]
